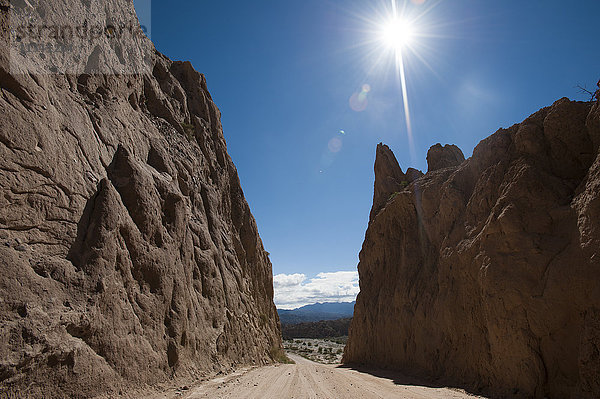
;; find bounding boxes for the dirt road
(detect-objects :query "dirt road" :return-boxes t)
[170,354,483,399]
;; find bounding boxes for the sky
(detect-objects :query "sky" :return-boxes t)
[139,0,600,309]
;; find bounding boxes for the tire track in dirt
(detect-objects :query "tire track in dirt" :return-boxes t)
[160,353,486,399]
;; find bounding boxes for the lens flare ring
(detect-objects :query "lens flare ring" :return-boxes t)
[341,0,439,161]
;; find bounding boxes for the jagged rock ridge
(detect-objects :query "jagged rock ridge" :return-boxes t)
[426,143,465,172]
[0,0,281,397]
[344,97,600,398]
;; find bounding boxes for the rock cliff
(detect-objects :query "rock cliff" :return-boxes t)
[344,96,600,398]
[0,0,281,397]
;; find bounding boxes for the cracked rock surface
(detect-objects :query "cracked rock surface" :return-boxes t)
[344,97,600,399]
[0,0,281,397]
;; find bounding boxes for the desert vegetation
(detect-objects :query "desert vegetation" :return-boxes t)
[283,338,346,364]
[281,318,351,340]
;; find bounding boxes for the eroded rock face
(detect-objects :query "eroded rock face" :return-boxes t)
[426,143,465,172]
[405,167,424,183]
[0,1,280,397]
[370,143,407,222]
[344,97,600,399]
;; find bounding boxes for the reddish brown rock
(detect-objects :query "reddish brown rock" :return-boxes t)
[426,143,465,172]
[344,97,600,399]
[405,167,424,183]
[0,1,280,398]
[370,143,407,222]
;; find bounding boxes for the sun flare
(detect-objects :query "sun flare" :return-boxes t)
[345,0,439,161]
[370,1,430,162]
[381,17,415,51]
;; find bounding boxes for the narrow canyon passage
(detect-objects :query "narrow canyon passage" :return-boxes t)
[156,354,485,399]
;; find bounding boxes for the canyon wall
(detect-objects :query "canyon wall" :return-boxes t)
[344,96,600,398]
[0,0,281,397]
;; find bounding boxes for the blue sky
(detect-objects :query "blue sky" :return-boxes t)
[140,0,600,308]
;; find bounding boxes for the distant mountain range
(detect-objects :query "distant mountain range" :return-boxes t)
[277,301,355,324]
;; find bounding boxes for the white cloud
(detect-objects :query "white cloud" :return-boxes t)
[273,273,306,288]
[273,271,359,310]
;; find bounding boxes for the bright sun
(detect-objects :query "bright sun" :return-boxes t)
[354,0,436,163]
[380,17,415,51]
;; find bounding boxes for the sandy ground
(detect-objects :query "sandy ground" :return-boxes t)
[155,354,485,399]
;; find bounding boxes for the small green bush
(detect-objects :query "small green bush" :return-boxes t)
[388,191,400,201]
[270,346,295,364]
[181,122,195,141]
[259,313,268,326]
